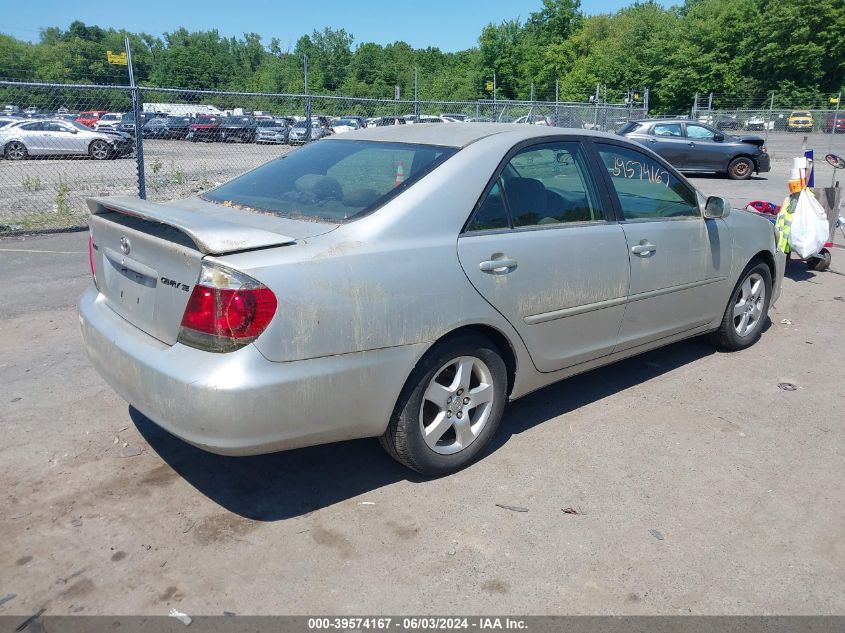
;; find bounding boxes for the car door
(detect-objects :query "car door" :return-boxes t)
[593,141,732,351]
[683,123,727,171]
[641,122,690,168]
[41,122,76,154]
[457,139,630,373]
[17,121,46,154]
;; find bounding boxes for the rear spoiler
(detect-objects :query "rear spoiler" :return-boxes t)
[86,196,296,255]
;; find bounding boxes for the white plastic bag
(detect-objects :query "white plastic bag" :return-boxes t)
[789,189,829,258]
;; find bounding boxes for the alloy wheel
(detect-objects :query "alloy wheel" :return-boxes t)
[90,140,110,160]
[419,355,495,455]
[6,141,26,160]
[733,272,765,336]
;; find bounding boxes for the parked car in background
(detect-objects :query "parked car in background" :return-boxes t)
[745,115,773,131]
[76,110,108,128]
[440,113,468,121]
[330,118,361,134]
[823,113,845,134]
[340,115,367,128]
[0,119,133,160]
[786,111,814,132]
[94,112,124,131]
[619,119,770,180]
[141,117,169,139]
[79,124,785,476]
[545,112,587,129]
[119,111,163,135]
[188,116,222,142]
[255,118,291,144]
[220,116,258,143]
[287,119,324,144]
[465,117,493,123]
[369,116,406,127]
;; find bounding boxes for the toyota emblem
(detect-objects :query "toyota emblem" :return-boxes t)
[119,236,131,255]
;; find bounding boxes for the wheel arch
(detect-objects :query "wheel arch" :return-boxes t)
[410,324,519,399]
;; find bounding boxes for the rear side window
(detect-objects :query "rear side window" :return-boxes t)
[202,140,456,222]
[653,123,682,137]
[466,141,603,231]
[596,144,699,220]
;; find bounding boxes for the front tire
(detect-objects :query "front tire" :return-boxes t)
[728,156,754,180]
[5,141,28,160]
[380,334,507,475]
[710,260,772,351]
[89,140,111,160]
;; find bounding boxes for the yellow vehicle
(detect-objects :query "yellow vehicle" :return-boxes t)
[786,110,814,132]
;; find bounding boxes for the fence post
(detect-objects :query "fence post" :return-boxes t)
[303,54,312,143]
[492,73,497,121]
[765,91,774,144]
[414,67,419,122]
[643,87,649,116]
[692,93,699,120]
[830,91,841,151]
[125,37,146,199]
[555,79,559,127]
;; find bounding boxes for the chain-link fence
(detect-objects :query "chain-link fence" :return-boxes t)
[0,80,650,234]
[689,91,844,138]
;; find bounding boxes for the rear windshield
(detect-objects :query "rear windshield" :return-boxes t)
[617,121,642,135]
[202,140,457,222]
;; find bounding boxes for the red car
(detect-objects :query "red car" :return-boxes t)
[188,116,222,142]
[823,113,845,133]
[76,110,108,128]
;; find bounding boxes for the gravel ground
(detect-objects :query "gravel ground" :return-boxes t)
[0,181,844,615]
[0,130,842,232]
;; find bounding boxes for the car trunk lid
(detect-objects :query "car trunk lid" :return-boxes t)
[87,195,337,345]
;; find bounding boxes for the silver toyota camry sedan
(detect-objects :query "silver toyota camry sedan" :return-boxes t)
[79,124,786,475]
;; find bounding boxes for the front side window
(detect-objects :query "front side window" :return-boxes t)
[597,144,700,220]
[686,124,717,140]
[202,140,456,222]
[653,123,682,137]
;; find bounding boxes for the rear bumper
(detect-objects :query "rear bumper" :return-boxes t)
[78,286,424,456]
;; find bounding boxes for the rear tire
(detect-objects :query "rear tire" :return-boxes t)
[380,334,507,476]
[4,141,28,160]
[728,156,754,180]
[710,260,772,351]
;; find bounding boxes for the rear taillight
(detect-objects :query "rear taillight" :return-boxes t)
[177,262,277,353]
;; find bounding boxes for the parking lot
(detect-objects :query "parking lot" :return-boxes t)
[1,134,845,617]
[1,130,843,232]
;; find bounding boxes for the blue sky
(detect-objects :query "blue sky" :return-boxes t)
[3,0,668,52]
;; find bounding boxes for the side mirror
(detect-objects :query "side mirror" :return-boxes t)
[714,134,724,142]
[69,128,78,134]
[704,196,730,219]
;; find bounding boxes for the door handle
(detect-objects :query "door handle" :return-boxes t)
[479,257,518,273]
[631,242,657,256]
[647,137,657,143]
[688,142,695,147]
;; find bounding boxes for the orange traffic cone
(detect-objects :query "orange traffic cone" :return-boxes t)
[394,160,405,187]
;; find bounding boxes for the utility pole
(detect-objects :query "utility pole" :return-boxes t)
[125,36,145,199]
[707,91,713,115]
[303,54,311,143]
[593,82,600,130]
